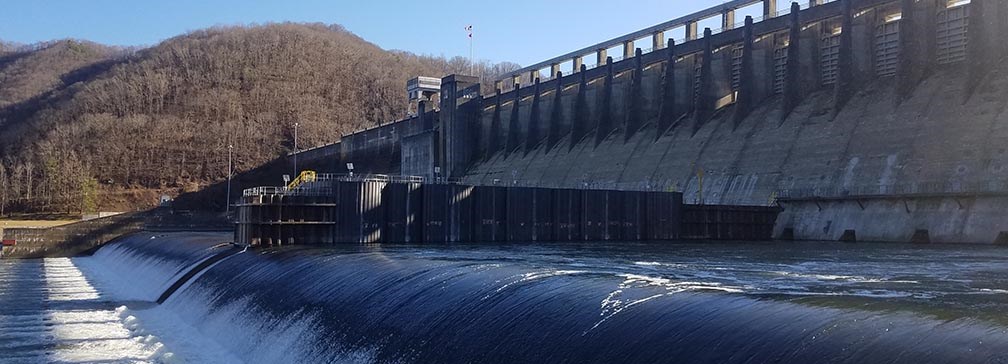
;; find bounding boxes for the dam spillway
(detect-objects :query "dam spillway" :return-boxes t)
[5,231,1008,363]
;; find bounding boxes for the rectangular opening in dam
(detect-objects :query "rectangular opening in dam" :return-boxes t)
[734,2,764,24]
[695,16,722,35]
[537,66,552,81]
[666,25,685,44]
[558,61,574,76]
[582,53,599,70]
[606,44,625,63]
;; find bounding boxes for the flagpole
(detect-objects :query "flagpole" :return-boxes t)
[469,26,474,76]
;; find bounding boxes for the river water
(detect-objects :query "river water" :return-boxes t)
[2,233,1008,363]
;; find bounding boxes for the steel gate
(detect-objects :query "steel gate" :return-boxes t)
[731,45,743,91]
[937,3,969,64]
[773,38,788,94]
[821,31,841,85]
[875,19,900,76]
[693,55,703,104]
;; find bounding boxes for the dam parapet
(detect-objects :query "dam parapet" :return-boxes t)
[235,173,780,246]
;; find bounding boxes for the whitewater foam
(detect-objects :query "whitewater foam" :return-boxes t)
[73,255,245,363]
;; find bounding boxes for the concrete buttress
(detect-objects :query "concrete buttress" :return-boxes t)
[548,72,565,150]
[657,39,678,140]
[526,78,542,155]
[834,0,856,113]
[626,48,645,142]
[782,2,802,122]
[733,16,756,127]
[506,84,521,154]
[695,28,715,131]
[596,58,615,146]
[488,90,502,160]
[572,66,589,151]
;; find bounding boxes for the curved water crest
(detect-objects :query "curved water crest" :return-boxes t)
[88,235,1008,363]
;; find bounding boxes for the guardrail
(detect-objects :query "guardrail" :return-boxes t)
[500,0,853,89]
[243,174,683,197]
[461,177,680,192]
[498,0,767,84]
[244,173,428,196]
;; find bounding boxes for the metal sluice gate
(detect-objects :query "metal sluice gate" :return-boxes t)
[235,175,779,246]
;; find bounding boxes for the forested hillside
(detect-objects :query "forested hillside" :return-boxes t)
[0,23,519,215]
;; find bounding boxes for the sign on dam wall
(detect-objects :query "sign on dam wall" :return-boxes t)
[293,0,1008,244]
[235,177,780,246]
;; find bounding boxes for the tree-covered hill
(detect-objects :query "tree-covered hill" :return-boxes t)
[0,23,518,214]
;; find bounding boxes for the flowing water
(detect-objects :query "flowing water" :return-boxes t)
[3,232,1008,363]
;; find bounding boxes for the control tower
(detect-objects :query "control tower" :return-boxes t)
[406,76,441,116]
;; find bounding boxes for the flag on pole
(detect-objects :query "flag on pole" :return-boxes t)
[466,25,474,76]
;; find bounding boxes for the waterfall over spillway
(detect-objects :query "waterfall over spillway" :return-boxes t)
[0,235,242,364]
[73,233,1008,363]
[89,232,236,301]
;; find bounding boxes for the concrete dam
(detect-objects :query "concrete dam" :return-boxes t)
[7,1,1008,362]
[298,0,1008,244]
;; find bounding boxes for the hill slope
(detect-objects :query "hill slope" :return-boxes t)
[0,23,517,213]
[0,40,121,117]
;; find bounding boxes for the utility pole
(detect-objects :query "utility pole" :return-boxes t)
[226,143,233,214]
[293,122,299,176]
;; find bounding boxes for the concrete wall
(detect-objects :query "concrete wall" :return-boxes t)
[0,210,231,258]
[323,0,1007,243]
[776,196,1008,244]
[1,213,145,258]
[461,0,1008,243]
[401,131,437,179]
[327,111,434,175]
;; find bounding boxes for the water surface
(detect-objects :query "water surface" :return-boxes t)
[3,235,1008,363]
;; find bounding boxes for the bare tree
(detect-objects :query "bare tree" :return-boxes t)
[0,24,521,213]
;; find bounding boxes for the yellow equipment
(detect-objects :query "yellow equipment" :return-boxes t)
[287,170,318,190]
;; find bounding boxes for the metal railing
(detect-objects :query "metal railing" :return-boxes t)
[243,186,290,197]
[243,173,685,197]
[317,173,427,184]
[499,0,768,83]
[455,177,680,192]
[500,0,858,91]
[244,173,429,197]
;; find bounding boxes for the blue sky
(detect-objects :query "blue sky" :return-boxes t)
[0,0,776,67]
